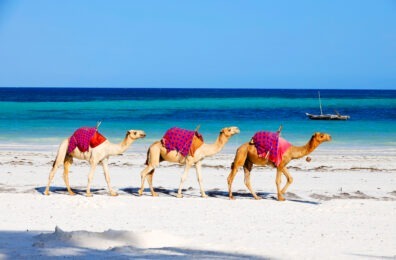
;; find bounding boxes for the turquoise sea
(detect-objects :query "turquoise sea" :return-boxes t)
[0,88,395,151]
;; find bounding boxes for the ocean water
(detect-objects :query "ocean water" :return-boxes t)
[0,88,395,151]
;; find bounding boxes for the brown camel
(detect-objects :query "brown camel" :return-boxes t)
[227,132,331,201]
[44,129,146,197]
[139,126,240,198]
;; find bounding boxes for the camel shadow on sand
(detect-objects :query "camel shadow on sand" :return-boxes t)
[206,189,320,205]
[121,187,320,204]
[35,186,320,204]
[121,187,199,198]
[35,186,107,196]
[121,187,267,199]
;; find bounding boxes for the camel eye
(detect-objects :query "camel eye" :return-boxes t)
[133,131,137,135]
[228,129,231,132]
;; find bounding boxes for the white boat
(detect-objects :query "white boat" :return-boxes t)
[306,92,350,120]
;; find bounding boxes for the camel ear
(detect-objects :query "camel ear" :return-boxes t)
[126,131,131,137]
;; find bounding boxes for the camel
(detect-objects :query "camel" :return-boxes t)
[44,129,146,197]
[139,126,240,198]
[227,132,331,201]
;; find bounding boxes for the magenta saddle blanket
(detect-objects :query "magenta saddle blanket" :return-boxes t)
[161,127,203,157]
[67,127,98,154]
[252,131,291,166]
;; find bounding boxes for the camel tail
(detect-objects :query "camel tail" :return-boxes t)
[145,147,150,165]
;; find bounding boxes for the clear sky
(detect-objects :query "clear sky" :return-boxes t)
[0,0,395,89]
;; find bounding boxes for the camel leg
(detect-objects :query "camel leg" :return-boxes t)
[101,158,118,196]
[62,156,75,195]
[227,146,248,200]
[147,170,158,197]
[275,168,285,201]
[227,164,240,200]
[195,161,207,198]
[138,166,154,196]
[86,163,97,197]
[139,144,160,196]
[44,163,60,195]
[177,163,192,198]
[243,161,261,200]
[44,139,69,195]
[280,167,293,195]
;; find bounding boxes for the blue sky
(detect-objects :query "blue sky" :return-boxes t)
[0,0,395,89]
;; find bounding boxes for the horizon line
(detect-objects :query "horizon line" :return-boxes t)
[0,86,395,90]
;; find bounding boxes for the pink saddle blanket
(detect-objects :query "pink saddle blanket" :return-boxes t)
[67,127,107,154]
[161,127,203,157]
[252,131,291,166]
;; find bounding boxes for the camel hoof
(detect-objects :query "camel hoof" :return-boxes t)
[44,191,50,196]
[254,196,262,200]
[277,196,286,201]
[110,191,118,197]
[68,192,76,196]
[86,193,93,197]
[138,190,143,196]
[176,194,183,198]
[152,192,159,197]
[201,194,208,198]
[229,196,235,200]
[281,189,289,195]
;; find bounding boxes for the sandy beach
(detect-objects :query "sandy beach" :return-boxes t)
[0,146,395,259]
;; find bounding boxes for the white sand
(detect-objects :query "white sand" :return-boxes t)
[0,146,395,259]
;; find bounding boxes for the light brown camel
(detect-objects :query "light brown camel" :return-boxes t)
[139,126,240,198]
[44,129,146,197]
[227,132,331,201]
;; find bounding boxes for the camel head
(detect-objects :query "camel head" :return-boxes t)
[126,130,146,140]
[220,126,240,137]
[312,132,332,144]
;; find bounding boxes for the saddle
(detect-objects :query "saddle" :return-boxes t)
[161,127,204,157]
[67,127,107,154]
[250,131,291,166]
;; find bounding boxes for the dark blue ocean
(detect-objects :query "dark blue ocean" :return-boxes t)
[0,88,395,150]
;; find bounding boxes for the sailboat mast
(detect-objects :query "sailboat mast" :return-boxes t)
[318,91,323,115]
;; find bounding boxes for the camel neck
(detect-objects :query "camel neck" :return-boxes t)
[107,137,133,156]
[202,132,229,157]
[290,136,319,159]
